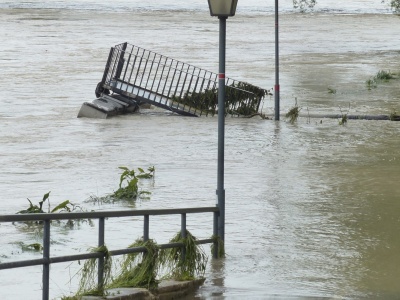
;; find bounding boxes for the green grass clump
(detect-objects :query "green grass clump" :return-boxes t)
[285,99,301,124]
[159,230,207,281]
[366,70,396,90]
[375,70,395,80]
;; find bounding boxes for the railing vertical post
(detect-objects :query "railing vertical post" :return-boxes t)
[144,215,149,241]
[181,213,187,260]
[115,42,128,80]
[213,210,219,258]
[42,219,50,300]
[97,217,105,291]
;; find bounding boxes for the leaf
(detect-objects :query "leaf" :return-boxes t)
[51,200,71,213]
[118,166,129,171]
[138,168,145,173]
[42,191,51,202]
[136,174,152,179]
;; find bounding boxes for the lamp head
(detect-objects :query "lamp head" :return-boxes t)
[207,0,238,17]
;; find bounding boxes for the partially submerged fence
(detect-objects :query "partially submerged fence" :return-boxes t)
[95,42,267,117]
[0,206,220,300]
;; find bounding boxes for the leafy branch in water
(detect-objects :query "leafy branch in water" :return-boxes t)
[112,166,155,201]
[159,230,207,281]
[18,191,51,214]
[16,192,92,228]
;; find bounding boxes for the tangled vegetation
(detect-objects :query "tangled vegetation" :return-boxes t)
[171,82,268,117]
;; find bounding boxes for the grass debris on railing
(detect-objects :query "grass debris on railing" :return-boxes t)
[63,246,113,299]
[66,232,209,297]
[171,88,218,115]
[110,239,160,290]
[160,230,207,281]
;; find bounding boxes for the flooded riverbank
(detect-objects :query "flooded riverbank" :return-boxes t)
[0,1,399,299]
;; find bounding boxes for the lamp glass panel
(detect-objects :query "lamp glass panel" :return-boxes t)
[208,0,235,16]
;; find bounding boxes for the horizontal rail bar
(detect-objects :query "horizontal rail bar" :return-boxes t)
[0,207,219,223]
[0,239,214,270]
[0,258,46,270]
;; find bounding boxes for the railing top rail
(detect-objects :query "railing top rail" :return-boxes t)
[114,43,247,86]
[115,42,198,69]
[0,206,219,223]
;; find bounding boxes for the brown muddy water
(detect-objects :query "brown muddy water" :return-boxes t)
[0,3,400,299]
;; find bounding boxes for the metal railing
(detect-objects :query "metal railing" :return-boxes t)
[96,42,264,117]
[0,206,220,300]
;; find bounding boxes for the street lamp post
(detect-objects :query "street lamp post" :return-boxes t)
[275,0,280,120]
[207,0,238,244]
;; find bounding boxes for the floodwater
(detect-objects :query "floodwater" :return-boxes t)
[1,0,400,299]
